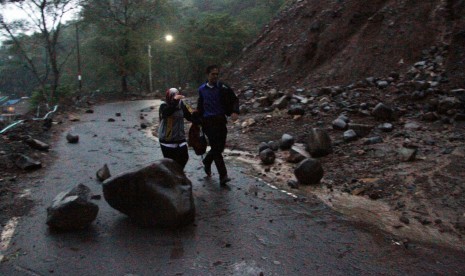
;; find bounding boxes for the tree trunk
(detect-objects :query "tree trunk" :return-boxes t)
[121,74,128,94]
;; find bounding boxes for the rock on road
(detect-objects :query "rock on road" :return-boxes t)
[1,100,464,275]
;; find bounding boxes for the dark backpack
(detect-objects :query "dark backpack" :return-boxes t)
[218,82,239,116]
[188,123,207,155]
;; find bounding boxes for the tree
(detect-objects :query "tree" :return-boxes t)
[80,0,174,94]
[0,0,80,104]
[179,13,249,83]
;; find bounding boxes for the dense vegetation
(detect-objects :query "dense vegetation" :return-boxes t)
[0,0,286,104]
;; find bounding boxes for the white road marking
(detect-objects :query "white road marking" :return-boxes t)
[0,217,19,262]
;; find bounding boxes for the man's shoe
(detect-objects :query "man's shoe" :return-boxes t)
[219,176,231,186]
[202,160,211,177]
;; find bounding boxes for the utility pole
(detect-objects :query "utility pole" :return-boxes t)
[148,44,153,94]
[76,23,82,94]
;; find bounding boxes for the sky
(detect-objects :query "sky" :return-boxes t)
[1,2,79,22]
[0,2,79,43]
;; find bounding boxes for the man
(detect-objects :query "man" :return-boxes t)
[197,65,239,186]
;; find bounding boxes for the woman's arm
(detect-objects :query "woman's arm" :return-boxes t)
[159,102,179,120]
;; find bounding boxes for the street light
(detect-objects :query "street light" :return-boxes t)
[148,34,174,94]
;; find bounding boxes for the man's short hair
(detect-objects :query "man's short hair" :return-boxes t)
[206,65,219,74]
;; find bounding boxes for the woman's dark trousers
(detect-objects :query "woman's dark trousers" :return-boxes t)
[160,144,189,170]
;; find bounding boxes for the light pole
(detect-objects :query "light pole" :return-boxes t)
[148,34,173,94]
[76,23,82,94]
[148,44,153,94]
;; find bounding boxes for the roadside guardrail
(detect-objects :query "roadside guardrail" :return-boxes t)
[0,105,58,135]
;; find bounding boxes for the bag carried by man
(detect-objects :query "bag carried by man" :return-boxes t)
[188,123,207,155]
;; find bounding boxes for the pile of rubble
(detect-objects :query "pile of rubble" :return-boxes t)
[226,44,465,244]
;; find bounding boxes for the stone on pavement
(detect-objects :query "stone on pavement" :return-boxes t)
[102,158,195,227]
[46,184,99,230]
[66,133,79,143]
[96,164,111,182]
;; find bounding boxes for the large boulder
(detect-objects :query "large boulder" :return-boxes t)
[305,128,332,158]
[103,159,195,227]
[294,158,324,185]
[46,184,99,230]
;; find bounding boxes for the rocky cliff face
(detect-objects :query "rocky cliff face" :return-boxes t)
[226,0,465,90]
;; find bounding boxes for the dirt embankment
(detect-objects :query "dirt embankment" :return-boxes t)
[222,0,465,250]
[226,0,465,90]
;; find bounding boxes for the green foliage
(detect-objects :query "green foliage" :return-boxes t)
[78,0,176,93]
[29,84,74,108]
[0,0,285,97]
[178,13,249,83]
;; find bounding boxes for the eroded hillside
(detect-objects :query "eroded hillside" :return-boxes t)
[226,0,465,90]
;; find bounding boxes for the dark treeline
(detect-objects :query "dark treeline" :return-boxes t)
[0,0,286,105]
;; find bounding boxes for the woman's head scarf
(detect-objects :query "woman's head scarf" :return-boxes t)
[165,88,179,104]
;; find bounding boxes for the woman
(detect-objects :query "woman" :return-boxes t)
[158,88,193,170]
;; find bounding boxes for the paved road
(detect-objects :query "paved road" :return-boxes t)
[1,100,464,275]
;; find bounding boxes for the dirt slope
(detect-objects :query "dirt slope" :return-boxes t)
[221,0,465,250]
[226,0,465,90]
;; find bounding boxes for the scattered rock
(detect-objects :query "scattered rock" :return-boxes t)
[259,148,276,165]
[46,184,99,230]
[343,129,357,142]
[378,123,394,132]
[96,164,111,182]
[258,142,270,153]
[305,128,332,157]
[286,145,309,163]
[399,147,417,162]
[24,138,50,151]
[267,141,280,151]
[363,136,383,145]
[399,215,410,225]
[13,154,42,170]
[287,180,299,189]
[372,103,394,121]
[66,133,79,144]
[332,118,348,130]
[280,133,294,150]
[294,158,324,185]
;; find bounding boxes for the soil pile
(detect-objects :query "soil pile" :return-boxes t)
[226,0,465,90]
[222,0,465,249]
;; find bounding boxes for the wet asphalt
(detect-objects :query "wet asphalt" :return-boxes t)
[1,100,465,276]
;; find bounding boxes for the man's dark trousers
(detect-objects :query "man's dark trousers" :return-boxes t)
[203,123,227,178]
